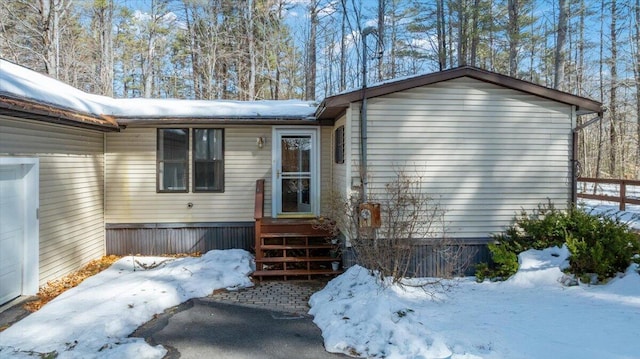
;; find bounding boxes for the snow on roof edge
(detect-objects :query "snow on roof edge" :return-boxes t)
[0,59,318,121]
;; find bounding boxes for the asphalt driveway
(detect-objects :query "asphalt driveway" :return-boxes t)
[132,298,347,359]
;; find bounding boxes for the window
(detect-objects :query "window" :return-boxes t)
[334,125,345,164]
[193,128,224,192]
[157,128,189,192]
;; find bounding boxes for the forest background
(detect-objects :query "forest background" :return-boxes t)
[0,0,638,180]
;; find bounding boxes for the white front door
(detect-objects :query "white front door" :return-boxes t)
[0,165,25,304]
[272,128,320,217]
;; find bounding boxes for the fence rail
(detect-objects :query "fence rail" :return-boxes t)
[577,177,640,211]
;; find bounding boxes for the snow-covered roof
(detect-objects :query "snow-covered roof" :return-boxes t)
[109,98,317,119]
[0,59,318,129]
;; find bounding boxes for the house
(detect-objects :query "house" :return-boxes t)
[0,59,602,304]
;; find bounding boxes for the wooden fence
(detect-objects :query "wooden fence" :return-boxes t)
[577,177,640,211]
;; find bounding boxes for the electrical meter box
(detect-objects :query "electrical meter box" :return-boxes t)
[359,202,381,228]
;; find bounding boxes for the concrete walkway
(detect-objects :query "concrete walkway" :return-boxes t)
[133,279,347,358]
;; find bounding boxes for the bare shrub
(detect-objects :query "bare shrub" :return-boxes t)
[323,168,475,288]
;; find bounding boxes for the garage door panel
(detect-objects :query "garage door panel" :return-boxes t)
[0,166,24,305]
[0,229,22,303]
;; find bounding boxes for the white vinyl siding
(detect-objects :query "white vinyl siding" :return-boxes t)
[0,116,105,285]
[349,77,574,238]
[106,126,278,223]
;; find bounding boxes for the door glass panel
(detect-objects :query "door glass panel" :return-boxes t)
[281,178,310,213]
[280,134,312,213]
[281,136,310,173]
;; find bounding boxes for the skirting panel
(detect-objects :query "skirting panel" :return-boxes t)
[106,222,254,256]
[342,240,490,277]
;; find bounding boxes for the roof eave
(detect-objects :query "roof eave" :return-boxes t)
[316,66,603,119]
[0,95,120,132]
[117,116,322,127]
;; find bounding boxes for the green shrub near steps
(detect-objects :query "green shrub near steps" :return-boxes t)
[476,201,640,283]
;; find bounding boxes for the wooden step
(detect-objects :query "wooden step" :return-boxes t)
[260,233,311,238]
[260,244,334,250]
[256,256,338,263]
[252,269,343,277]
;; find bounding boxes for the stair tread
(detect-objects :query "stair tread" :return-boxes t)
[260,233,311,238]
[252,269,343,276]
[256,256,339,263]
[260,244,334,250]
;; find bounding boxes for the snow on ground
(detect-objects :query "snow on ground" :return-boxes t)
[579,200,640,231]
[0,249,254,359]
[578,181,640,231]
[310,247,640,359]
[2,244,639,359]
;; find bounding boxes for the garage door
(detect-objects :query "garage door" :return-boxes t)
[0,165,25,305]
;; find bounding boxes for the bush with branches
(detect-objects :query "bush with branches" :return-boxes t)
[476,201,640,283]
[323,169,473,287]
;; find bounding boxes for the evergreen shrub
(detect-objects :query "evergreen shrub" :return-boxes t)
[476,201,640,283]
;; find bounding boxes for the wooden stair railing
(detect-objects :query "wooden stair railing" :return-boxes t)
[254,179,265,265]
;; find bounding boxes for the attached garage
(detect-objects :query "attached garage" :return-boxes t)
[0,157,39,305]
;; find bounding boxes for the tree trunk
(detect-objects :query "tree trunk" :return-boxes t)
[95,0,113,96]
[436,0,446,70]
[554,0,568,90]
[339,0,347,91]
[469,0,480,67]
[609,0,618,177]
[457,0,468,66]
[507,0,519,76]
[377,0,385,81]
[247,0,256,100]
[305,0,317,100]
[635,0,640,177]
[595,0,605,179]
[40,0,56,77]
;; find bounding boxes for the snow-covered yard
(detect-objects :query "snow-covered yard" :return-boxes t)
[578,181,640,231]
[1,246,639,359]
[0,249,255,358]
[310,247,640,359]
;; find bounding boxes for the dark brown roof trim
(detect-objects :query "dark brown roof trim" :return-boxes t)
[0,95,120,131]
[118,117,328,127]
[316,66,603,119]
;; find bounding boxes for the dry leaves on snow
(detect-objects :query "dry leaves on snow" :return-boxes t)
[21,252,202,313]
[22,255,122,312]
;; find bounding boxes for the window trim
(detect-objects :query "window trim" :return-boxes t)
[334,125,345,164]
[157,128,190,193]
[192,128,225,193]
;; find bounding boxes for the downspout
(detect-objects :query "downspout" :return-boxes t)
[360,26,376,202]
[571,127,578,206]
[572,110,604,206]
[103,132,107,254]
[360,73,369,201]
